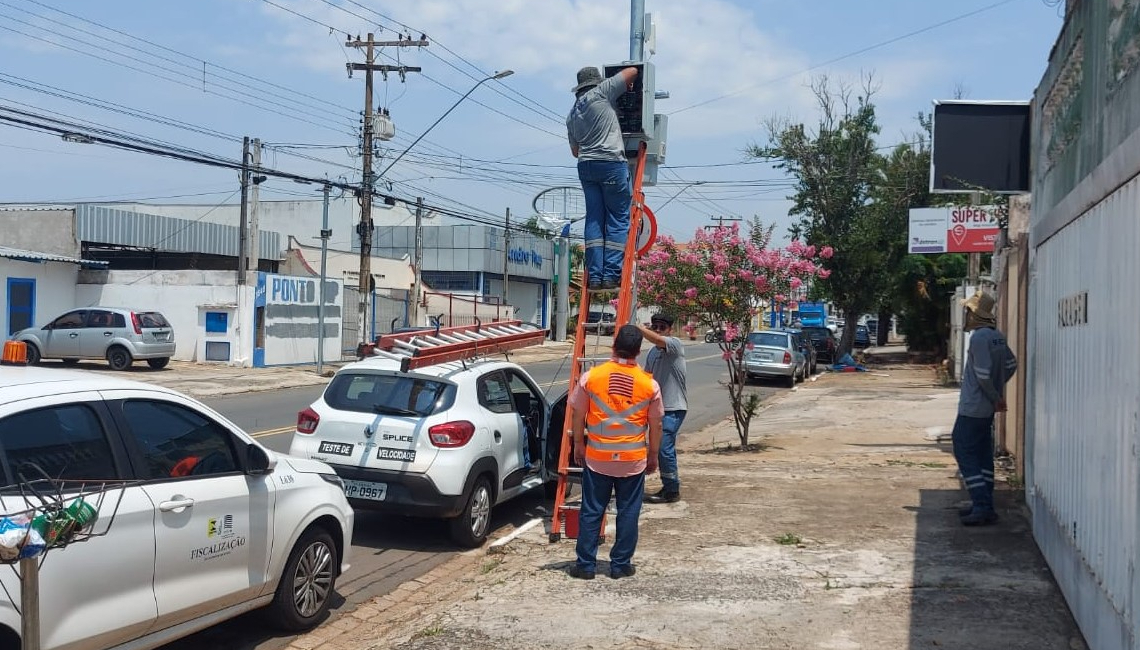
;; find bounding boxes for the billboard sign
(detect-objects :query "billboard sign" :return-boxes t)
[908,205,1003,254]
[929,100,1031,194]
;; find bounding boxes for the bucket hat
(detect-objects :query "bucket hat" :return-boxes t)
[572,66,603,93]
[961,289,997,321]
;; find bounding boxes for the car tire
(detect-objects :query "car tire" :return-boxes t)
[147,357,170,370]
[269,527,338,632]
[449,475,492,548]
[785,373,795,388]
[106,346,133,371]
[22,343,40,365]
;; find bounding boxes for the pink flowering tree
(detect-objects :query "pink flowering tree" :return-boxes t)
[637,221,833,447]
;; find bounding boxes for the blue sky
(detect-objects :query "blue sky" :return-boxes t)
[0,0,1064,243]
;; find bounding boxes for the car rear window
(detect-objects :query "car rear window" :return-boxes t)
[136,312,170,328]
[748,332,789,348]
[801,327,831,340]
[325,372,455,416]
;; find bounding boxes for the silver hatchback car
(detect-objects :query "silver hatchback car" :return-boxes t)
[12,307,175,370]
[742,329,809,388]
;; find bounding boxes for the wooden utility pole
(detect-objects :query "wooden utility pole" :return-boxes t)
[247,137,262,278]
[345,34,426,343]
[237,136,250,285]
[704,215,742,230]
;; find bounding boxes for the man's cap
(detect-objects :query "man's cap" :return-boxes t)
[572,66,603,93]
[613,324,643,358]
[961,289,997,321]
[650,312,675,326]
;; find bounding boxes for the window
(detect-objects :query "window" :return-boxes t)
[204,311,228,333]
[749,332,790,348]
[477,372,515,414]
[0,404,119,484]
[49,310,86,330]
[324,372,454,416]
[135,312,170,328]
[121,400,240,479]
[86,310,118,328]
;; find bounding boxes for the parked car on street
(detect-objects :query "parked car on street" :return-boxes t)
[11,307,175,370]
[741,330,809,387]
[800,326,838,365]
[784,328,818,375]
[853,325,871,348]
[289,355,562,548]
[581,310,616,336]
[0,366,353,650]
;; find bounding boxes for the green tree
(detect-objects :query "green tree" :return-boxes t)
[748,76,883,355]
[638,221,831,447]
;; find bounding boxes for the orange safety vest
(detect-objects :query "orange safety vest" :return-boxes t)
[583,361,655,464]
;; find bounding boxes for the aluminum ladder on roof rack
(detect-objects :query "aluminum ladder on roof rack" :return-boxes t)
[370,319,548,372]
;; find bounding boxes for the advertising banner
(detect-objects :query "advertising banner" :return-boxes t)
[908,205,1003,254]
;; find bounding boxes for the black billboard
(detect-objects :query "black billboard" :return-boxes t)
[930,101,1031,194]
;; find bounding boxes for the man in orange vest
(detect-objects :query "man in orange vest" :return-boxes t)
[568,324,664,580]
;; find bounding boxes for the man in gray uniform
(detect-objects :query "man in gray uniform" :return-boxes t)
[953,289,1018,526]
[567,65,638,291]
[639,312,687,503]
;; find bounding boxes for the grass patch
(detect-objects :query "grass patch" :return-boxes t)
[774,532,801,546]
[480,559,501,575]
[412,624,446,639]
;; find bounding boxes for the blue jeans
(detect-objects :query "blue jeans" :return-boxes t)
[659,410,686,494]
[951,414,995,513]
[577,159,631,284]
[575,465,644,573]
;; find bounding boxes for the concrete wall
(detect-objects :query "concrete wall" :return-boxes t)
[75,270,252,364]
[1,258,80,335]
[0,208,79,257]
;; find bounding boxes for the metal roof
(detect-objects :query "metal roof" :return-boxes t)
[0,245,108,268]
[76,204,281,258]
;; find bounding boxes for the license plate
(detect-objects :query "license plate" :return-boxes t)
[343,479,387,501]
[759,353,772,361]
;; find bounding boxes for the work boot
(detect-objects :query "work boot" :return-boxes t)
[645,490,680,504]
[567,565,595,580]
[960,509,999,526]
[610,565,636,579]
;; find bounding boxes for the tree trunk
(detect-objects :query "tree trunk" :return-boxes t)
[836,306,858,356]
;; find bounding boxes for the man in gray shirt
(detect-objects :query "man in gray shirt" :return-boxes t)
[567,65,638,291]
[639,312,687,503]
[953,290,1018,526]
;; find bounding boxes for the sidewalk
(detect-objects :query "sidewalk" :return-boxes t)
[282,363,1085,650]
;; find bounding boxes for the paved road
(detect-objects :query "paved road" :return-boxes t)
[159,342,783,650]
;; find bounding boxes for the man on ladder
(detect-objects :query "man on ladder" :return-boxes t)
[567,325,664,580]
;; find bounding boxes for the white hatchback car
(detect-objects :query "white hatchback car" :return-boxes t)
[0,366,354,650]
[289,356,564,548]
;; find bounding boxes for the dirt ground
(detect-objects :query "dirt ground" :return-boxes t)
[289,364,1087,650]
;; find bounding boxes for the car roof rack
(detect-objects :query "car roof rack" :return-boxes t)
[370,319,548,373]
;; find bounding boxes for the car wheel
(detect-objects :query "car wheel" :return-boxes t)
[785,373,796,388]
[106,346,133,371]
[147,357,170,370]
[269,527,338,632]
[61,358,79,365]
[449,476,492,548]
[22,343,40,365]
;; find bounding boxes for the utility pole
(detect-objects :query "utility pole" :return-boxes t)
[247,138,262,279]
[502,207,510,312]
[345,34,426,344]
[317,183,331,375]
[703,215,742,230]
[237,137,250,284]
[411,197,424,326]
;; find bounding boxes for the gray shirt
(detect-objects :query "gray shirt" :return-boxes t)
[566,74,627,162]
[644,336,688,412]
[959,326,1018,418]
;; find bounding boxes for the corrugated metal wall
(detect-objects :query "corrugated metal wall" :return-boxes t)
[1031,174,1140,650]
[76,204,280,258]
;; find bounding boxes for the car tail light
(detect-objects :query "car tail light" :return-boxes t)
[297,407,320,434]
[429,421,476,448]
[783,351,792,364]
[130,312,143,335]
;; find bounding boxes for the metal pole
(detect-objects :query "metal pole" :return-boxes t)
[503,207,510,312]
[317,184,331,375]
[248,138,262,279]
[556,231,570,341]
[630,0,646,61]
[21,557,39,650]
[411,197,424,326]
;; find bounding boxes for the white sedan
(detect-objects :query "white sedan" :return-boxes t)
[0,366,354,650]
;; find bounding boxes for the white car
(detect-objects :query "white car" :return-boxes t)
[289,356,563,548]
[0,366,354,650]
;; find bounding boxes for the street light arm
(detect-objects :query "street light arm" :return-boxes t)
[378,70,513,179]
